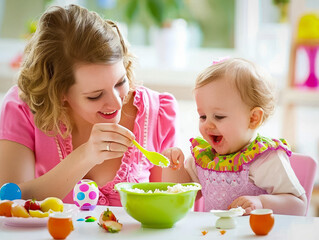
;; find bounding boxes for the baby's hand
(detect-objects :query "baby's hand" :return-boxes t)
[161,147,184,170]
[228,195,263,215]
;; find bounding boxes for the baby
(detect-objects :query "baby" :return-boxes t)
[163,58,307,215]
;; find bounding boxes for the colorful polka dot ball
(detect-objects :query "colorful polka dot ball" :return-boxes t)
[73,179,99,210]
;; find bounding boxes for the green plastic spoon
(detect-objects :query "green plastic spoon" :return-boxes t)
[132,140,170,168]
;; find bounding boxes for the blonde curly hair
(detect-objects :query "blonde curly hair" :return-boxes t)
[195,58,276,123]
[18,4,136,138]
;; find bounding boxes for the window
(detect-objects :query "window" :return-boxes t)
[0,0,235,49]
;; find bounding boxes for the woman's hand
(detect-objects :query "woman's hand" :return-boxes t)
[83,123,135,165]
[161,147,184,170]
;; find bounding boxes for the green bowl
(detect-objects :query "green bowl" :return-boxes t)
[114,182,201,229]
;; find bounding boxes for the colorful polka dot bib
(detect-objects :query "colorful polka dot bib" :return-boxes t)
[190,134,291,172]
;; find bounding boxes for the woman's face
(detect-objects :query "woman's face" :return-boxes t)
[64,61,129,128]
[195,77,255,155]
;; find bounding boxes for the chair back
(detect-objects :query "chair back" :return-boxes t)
[289,153,317,214]
[194,152,318,214]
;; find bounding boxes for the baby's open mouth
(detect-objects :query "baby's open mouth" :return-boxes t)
[212,135,223,144]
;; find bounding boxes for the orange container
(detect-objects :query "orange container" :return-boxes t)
[47,213,74,239]
[249,209,274,235]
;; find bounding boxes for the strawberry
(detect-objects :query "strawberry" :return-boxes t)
[98,208,122,233]
[24,199,41,212]
[100,208,117,222]
[101,220,123,233]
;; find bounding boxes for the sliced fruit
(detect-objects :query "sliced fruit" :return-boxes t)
[40,197,64,212]
[29,209,49,218]
[0,200,13,217]
[99,208,117,224]
[11,204,30,218]
[98,208,122,233]
[101,220,122,233]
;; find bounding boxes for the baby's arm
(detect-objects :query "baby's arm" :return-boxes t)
[260,193,306,215]
[229,150,307,215]
[229,193,306,215]
[161,147,192,183]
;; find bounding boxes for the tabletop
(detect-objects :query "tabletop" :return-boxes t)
[1,204,319,240]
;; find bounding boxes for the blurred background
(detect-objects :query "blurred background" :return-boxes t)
[1,0,319,215]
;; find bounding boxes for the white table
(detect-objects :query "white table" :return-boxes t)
[1,205,319,240]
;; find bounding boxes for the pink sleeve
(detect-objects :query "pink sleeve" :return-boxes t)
[0,88,35,151]
[157,93,178,153]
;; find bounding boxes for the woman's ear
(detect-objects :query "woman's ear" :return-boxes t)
[249,107,264,129]
[61,95,67,106]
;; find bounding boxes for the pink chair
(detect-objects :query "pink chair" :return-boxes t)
[289,153,317,215]
[194,153,318,214]
[194,195,204,212]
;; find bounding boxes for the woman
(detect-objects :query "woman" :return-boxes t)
[0,4,179,206]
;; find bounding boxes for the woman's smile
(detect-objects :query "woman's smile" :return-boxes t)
[98,110,119,119]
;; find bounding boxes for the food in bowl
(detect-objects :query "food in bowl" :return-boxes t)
[114,182,201,229]
[125,183,199,194]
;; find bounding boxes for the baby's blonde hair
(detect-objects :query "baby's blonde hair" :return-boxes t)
[195,58,276,123]
[18,4,136,137]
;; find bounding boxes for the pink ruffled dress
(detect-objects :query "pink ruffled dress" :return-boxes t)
[0,86,178,206]
[190,135,292,211]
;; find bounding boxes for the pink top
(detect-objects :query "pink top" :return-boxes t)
[0,85,178,206]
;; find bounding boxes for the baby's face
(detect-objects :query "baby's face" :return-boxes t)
[194,77,255,155]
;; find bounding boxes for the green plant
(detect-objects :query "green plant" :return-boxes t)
[120,0,190,27]
[272,0,290,4]
[272,0,290,23]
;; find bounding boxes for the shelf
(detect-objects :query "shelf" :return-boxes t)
[281,88,319,106]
